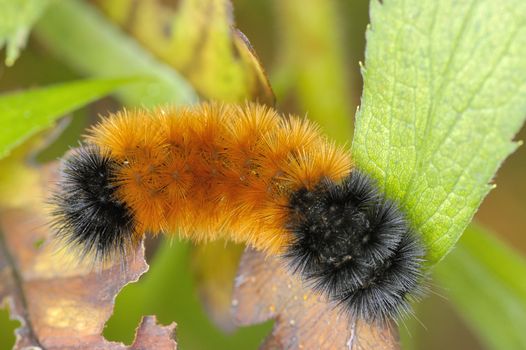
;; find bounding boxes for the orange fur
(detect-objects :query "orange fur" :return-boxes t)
[87,102,351,254]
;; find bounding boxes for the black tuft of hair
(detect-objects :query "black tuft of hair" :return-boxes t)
[51,146,136,261]
[285,170,425,323]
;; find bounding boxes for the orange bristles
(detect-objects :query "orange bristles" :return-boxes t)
[86,102,351,254]
[52,101,425,323]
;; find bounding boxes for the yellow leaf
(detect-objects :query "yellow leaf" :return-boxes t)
[94,0,274,103]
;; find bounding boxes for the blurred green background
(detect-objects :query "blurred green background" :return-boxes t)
[0,1,525,349]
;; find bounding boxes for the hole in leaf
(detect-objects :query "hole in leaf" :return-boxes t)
[0,302,21,350]
[103,240,271,349]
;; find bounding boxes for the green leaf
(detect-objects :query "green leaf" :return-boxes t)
[0,77,136,159]
[352,0,526,264]
[34,0,198,107]
[435,224,526,350]
[0,0,50,66]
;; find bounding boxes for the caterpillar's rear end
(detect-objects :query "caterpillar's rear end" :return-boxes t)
[51,102,425,323]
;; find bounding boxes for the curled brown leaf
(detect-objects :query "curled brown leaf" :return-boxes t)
[0,163,177,349]
[231,248,399,350]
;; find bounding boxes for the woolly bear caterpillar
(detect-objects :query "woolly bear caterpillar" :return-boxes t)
[51,102,424,323]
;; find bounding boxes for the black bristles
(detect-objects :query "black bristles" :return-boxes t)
[286,170,425,323]
[51,146,136,261]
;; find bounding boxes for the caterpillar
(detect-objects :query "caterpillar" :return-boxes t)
[51,102,424,323]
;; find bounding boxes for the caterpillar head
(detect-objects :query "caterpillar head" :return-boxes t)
[286,170,424,322]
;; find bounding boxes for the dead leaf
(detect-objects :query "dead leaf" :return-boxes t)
[0,163,177,349]
[131,316,177,350]
[92,0,275,104]
[231,248,399,350]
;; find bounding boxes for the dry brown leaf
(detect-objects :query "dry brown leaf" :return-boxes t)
[231,248,399,350]
[0,163,177,349]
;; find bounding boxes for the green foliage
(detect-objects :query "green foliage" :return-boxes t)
[0,0,49,66]
[34,0,198,107]
[0,78,137,159]
[0,0,525,349]
[273,0,355,143]
[352,0,526,264]
[436,225,526,350]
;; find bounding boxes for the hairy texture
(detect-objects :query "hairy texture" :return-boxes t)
[51,102,424,322]
[51,146,136,260]
[286,171,425,322]
[85,102,350,253]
